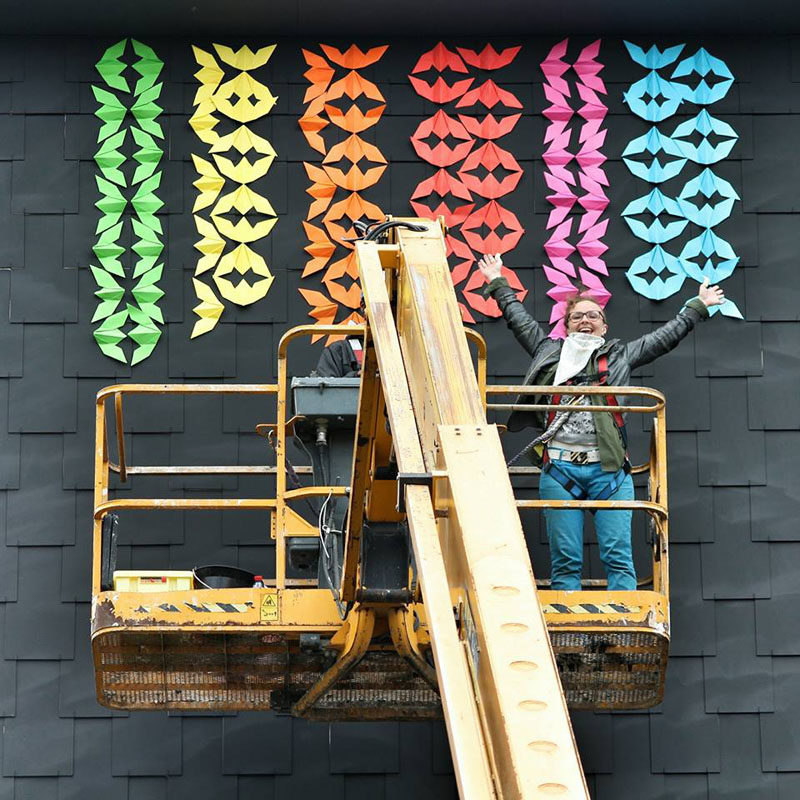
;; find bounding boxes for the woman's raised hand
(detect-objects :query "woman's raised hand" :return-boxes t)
[698,276,725,307]
[477,253,504,282]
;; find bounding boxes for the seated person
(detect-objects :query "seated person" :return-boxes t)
[313,335,363,378]
[477,253,725,591]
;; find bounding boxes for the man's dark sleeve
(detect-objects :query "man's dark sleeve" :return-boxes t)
[314,340,359,378]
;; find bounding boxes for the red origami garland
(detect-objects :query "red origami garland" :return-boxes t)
[408,42,527,322]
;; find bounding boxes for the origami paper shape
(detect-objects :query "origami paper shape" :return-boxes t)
[626,245,688,300]
[541,39,572,97]
[456,79,523,110]
[193,215,226,275]
[458,113,521,141]
[91,266,125,321]
[191,279,225,338]
[94,177,126,233]
[461,201,524,254]
[457,142,522,199]
[623,71,686,122]
[324,102,384,133]
[411,110,475,168]
[189,100,221,145]
[457,45,521,71]
[210,185,278,243]
[93,223,126,277]
[131,39,164,95]
[676,167,739,227]
[574,40,606,94]
[671,47,734,105]
[94,130,127,186]
[214,43,276,71]
[94,309,130,362]
[131,263,164,318]
[411,42,467,74]
[131,127,163,184]
[669,109,738,164]
[192,47,225,105]
[127,303,162,365]
[622,127,687,183]
[213,73,278,122]
[320,44,387,70]
[326,71,385,103]
[96,40,129,93]
[131,84,164,138]
[408,75,474,104]
[93,87,127,141]
[303,221,336,276]
[621,189,688,244]
[679,229,739,284]
[213,243,274,305]
[624,42,684,70]
[412,169,473,203]
[211,125,275,158]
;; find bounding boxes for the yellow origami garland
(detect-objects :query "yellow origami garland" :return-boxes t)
[189,44,278,337]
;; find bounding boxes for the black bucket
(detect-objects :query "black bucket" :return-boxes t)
[193,565,257,589]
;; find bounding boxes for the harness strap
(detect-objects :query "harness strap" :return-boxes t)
[543,460,632,510]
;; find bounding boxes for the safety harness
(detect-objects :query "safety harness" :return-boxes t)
[542,354,631,504]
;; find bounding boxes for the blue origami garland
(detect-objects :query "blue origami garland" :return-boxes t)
[622,42,742,317]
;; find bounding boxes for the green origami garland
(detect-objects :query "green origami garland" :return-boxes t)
[91,39,165,364]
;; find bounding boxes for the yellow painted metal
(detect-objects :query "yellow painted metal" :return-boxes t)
[291,606,376,715]
[386,221,589,799]
[356,241,497,800]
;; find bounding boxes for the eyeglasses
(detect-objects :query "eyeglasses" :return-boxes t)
[568,310,605,322]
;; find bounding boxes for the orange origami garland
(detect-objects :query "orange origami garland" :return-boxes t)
[409,43,527,322]
[298,44,388,341]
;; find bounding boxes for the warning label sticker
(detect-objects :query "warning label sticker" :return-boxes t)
[260,593,279,623]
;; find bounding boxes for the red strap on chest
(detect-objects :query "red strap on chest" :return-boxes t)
[597,355,625,429]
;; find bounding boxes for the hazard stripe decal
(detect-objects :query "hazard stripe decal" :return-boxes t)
[543,603,641,614]
[132,602,254,614]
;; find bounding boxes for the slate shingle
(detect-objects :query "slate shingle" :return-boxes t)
[2,661,74,777]
[3,547,75,659]
[650,658,721,774]
[700,488,771,600]
[761,657,800,771]
[750,433,800,541]
[329,722,400,774]
[748,323,800,429]
[110,714,181,777]
[221,713,292,776]
[703,600,774,713]
[755,543,800,656]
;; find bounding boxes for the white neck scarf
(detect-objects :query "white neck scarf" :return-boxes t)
[553,332,605,386]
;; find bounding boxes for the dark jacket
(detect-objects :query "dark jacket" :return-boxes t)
[314,338,360,378]
[487,276,710,468]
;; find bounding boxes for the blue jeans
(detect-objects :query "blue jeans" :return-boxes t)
[539,459,636,591]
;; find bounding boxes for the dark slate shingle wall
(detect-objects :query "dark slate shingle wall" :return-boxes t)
[0,33,797,799]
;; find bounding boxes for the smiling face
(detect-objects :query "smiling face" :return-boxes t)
[565,299,608,337]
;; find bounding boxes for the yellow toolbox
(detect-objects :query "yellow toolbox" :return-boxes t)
[112,571,195,593]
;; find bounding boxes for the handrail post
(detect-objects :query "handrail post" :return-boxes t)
[114,392,127,483]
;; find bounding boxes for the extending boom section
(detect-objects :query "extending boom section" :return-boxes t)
[354,221,589,800]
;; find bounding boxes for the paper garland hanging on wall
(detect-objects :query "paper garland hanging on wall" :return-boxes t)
[189,44,278,337]
[91,39,165,364]
[622,43,742,318]
[540,39,610,339]
[408,42,527,323]
[298,44,388,341]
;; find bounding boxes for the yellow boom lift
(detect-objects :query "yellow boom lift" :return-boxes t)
[91,218,671,799]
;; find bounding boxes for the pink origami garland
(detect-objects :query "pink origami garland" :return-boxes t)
[541,39,610,338]
[408,42,527,323]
